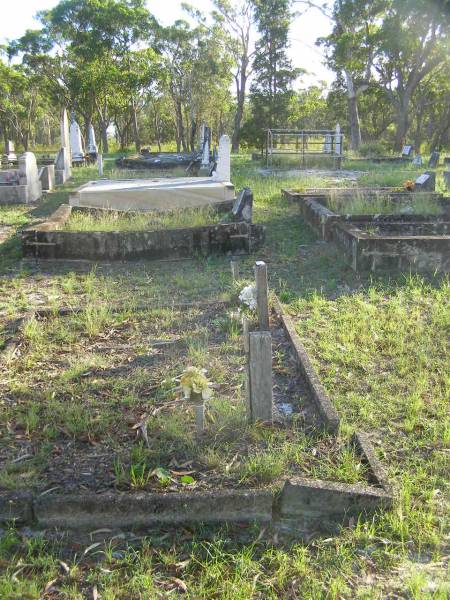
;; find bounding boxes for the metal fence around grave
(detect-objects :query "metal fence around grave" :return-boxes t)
[266,126,344,168]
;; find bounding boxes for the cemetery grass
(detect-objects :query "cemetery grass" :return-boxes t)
[0,155,449,597]
[64,205,222,232]
[0,302,367,493]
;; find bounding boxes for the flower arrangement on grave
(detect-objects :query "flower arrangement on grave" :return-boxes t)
[180,366,212,434]
[404,180,414,191]
[239,284,257,311]
[180,366,212,401]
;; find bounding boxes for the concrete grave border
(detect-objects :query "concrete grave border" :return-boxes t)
[21,203,265,261]
[282,188,450,273]
[1,297,393,538]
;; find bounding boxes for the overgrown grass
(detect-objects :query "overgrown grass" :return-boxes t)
[65,205,221,232]
[326,191,443,215]
[0,153,449,598]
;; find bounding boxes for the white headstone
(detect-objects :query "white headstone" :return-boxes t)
[87,124,98,154]
[5,140,16,161]
[401,144,413,157]
[213,134,231,182]
[70,116,84,162]
[18,152,42,203]
[335,124,342,155]
[202,127,210,167]
[57,108,72,181]
[412,154,422,166]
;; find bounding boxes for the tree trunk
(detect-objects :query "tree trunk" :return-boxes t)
[345,71,362,150]
[100,121,109,153]
[394,91,412,151]
[131,99,141,153]
[232,71,247,154]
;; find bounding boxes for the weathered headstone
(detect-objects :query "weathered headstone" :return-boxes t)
[428,151,440,168]
[401,144,413,157]
[70,114,85,165]
[98,153,104,176]
[412,154,422,166]
[443,171,450,190]
[415,171,435,191]
[5,140,17,162]
[18,152,42,203]
[39,165,55,192]
[213,134,231,182]
[232,188,253,223]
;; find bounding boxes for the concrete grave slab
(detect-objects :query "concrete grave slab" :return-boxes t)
[70,177,235,212]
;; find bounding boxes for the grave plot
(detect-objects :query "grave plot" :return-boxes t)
[282,187,450,272]
[0,264,391,538]
[21,190,265,261]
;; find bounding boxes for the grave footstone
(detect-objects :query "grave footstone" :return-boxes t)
[428,151,440,168]
[412,154,422,166]
[232,188,253,223]
[401,145,413,158]
[415,171,435,191]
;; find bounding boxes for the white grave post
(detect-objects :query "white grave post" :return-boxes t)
[201,127,210,167]
[213,134,231,182]
[335,123,342,156]
[98,153,103,176]
[70,114,85,165]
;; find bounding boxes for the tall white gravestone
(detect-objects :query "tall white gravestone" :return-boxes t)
[213,134,231,182]
[55,108,72,184]
[335,123,342,155]
[87,124,98,155]
[70,115,85,164]
[19,152,42,203]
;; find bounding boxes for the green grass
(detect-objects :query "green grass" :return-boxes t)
[326,191,443,215]
[65,205,222,232]
[0,153,449,598]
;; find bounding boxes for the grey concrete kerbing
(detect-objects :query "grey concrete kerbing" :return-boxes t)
[273,296,340,433]
[34,489,274,529]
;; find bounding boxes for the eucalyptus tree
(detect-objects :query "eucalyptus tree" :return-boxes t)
[160,20,233,152]
[14,0,160,152]
[246,0,299,149]
[373,0,449,149]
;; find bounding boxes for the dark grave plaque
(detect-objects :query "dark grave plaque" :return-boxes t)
[232,188,253,223]
[401,144,413,157]
[428,151,440,168]
[415,171,436,191]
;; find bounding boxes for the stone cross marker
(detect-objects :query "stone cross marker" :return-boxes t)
[213,134,231,182]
